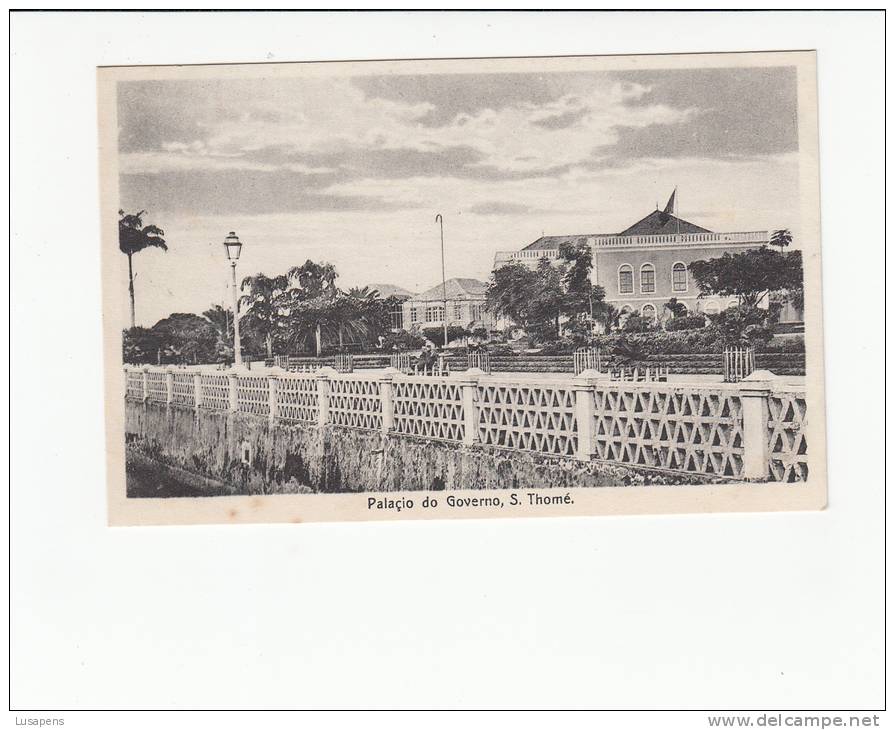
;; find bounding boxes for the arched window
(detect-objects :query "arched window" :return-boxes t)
[619,305,633,315]
[640,263,655,293]
[672,262,688,292]
[704,301,720,315]
[618,264,634,294]
[641,303,657,320]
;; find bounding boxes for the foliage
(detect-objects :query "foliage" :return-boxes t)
[665,313,707,332]
[118,210,167,256]
[122,327,162,364]
[239,273,289,358]
[558,240,606,320]
[707,304,777,347]
[421,324,470,345]
[379,329,426,351]
[622,313,657,333]
[770,228,793,249]
[119,209,167,328]
[689,246,803,307]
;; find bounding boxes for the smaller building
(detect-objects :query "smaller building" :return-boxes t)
[401,278,495,333]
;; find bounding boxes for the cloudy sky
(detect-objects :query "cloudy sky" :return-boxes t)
[117,64,801,326]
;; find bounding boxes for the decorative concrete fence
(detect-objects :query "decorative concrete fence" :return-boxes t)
[124,365,808,483]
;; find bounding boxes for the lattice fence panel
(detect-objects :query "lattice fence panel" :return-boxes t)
[477,383,578,457]
[237,375,269,417]
[172,372,195,406]
[125,370,144,400]
[592,387,745,478]
[199,374,230,411]
[277,375,319,423]
[328,378,382,430]
[393,378,464,441]
[767,392,808,482]
[146,370,168,403]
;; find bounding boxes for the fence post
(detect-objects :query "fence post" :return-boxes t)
[315,367,336,427]
[573,369,605,461]
[228,372,238,412]
[739,370,778,480]
[193,373,202,412]
[267,374,278,424]
[141,366,150,402]
[165,367,175,405]
[458,368,482,446]
[379,367,398,434]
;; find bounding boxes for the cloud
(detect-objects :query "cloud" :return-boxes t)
[468,201,533,215]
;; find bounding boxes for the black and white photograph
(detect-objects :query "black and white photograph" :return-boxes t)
[98,51,826,525]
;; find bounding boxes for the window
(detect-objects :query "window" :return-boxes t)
[425,305,444,323]
[389,304,404,330]
[641,304,657,320]
[704,301,720,315]
[672,262,687,292]
[471,304,483,320]
[618,264,634,294]
[640,263,655,293]
[619,305,633,315]
[453,303,463,320]
[409,307,418,324]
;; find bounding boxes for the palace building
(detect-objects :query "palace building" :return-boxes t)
[493,191,786,321]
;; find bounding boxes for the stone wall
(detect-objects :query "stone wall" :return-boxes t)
[125,400,711,496]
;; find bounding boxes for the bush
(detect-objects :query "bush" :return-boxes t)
[708,304,775,347]
[623,314,657,333]
[380,329,426,351]
[665,314,707,332]
[421,324,470,344]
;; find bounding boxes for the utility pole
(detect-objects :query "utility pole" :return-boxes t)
[435,213,448,347]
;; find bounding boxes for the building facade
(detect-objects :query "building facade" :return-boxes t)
[401,278,496,333]
[493,196,798,323]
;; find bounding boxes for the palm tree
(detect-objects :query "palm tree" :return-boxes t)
[770,229,792,250]
[239,274,288,359]
[119,210,167,328]
[285,261,338,356]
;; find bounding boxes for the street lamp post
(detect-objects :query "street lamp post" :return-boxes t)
[435,213,448,348]
[223,231,244,368]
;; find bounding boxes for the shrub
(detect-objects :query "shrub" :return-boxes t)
[380,329,425,351]
[421,324,470,344]
[665,314,707,332]
[623,314,656,333]
[708,304,775,347]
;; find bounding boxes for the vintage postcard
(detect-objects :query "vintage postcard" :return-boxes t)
[98,51,826,526]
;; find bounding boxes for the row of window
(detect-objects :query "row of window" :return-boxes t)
[618,262,688,295]
[406,303,486,325]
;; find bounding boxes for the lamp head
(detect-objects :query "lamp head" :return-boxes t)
[223,231,243,262]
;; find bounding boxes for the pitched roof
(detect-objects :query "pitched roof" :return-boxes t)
[410,277,487,301]
[520,207,712,251]
[522,234,596,252]
[617,210,711,236]
[368,283,416,299]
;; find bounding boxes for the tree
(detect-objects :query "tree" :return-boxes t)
[239,273,288,359]
[689,247,803,308]
[280,261,339,356]
[558,240,606,323]
[119,210,167,328]
[485,262,542,327]
[770,229,793,250]
[151,313,219,364]
[202,305,234,362]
